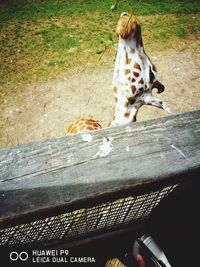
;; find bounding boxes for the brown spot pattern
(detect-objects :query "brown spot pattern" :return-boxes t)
[79,125,86,131]
[78,121,85,127]
[125,52,131,64]
[67,124,74,133]
[127,97,136,105]
[139,91,143,96]
[124,112,131,118]
[128,77,131,81]
[86,121,94,126]
[130,48,135,53]
[86,121,99,127]
[131,85,136,94]
[94,123,101,129]
[124,101,129,108]
[138,78,144,84]
[125,69,131,75]
[87,119,96,123]
[66,118,102,134]
[87,126,94,131]
[113,87,118,94]
[133,71,140,77]
[134,62,141,70]
[132,78,136,82]
[114,97,118,102]
[71,126,77,133]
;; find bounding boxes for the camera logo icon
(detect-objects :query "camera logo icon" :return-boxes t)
[9,251,28,261]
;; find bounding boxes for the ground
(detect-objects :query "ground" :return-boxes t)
[1,42,200,148]
[0,1,200,148]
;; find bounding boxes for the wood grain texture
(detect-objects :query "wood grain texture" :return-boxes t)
[0,110,200,225]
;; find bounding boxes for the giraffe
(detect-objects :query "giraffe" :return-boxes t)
[110,12,171,127]
[65,117,102,135]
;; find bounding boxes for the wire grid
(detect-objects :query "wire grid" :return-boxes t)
[0,184,178,246]
[105,258,126,267]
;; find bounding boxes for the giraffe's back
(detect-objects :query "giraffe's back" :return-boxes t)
[66,118,102,135]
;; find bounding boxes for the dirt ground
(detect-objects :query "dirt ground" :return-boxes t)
[1,46,200,148]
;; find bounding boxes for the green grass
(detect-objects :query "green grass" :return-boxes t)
[0,0,200,90]
[0,0,200,22]
[176,27,187,38]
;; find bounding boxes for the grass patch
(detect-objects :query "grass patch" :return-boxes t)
[0,0,200,22]
[61,38,79,49]
[0,0,200,90]
[47,60,62,66]
[176,27,187,38]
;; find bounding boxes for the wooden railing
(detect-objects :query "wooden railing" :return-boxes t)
[0,110,199,261]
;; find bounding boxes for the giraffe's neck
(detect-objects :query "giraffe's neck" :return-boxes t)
[112,35,148,87]
[121,35,145,54]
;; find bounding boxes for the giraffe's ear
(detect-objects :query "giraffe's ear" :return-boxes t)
[152,80,165,94]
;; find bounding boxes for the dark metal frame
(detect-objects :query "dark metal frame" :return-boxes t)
[0,176,182,249]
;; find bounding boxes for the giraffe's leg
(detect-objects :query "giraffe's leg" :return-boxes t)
[143,94,172,113]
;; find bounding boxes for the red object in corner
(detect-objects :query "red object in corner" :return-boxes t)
[136,254,146,267]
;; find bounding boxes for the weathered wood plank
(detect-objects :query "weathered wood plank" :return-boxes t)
[0,110,200,224]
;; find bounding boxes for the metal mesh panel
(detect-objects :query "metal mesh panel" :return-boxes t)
[0,184,178,246]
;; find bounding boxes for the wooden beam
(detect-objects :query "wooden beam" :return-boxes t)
[0,110,200,226]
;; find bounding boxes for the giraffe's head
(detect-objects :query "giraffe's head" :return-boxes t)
[116,12,142,45]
